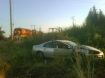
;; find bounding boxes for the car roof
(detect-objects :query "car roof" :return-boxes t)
[56,40,71,42]
[40,40,76,46]
[55,40,77,47]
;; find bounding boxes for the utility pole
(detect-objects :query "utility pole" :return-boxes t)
[31,25,36,31]
[58,27,62,32]
[71,16,75,26]
[49,28,57,33]
[31,25,36,35]
[10,0,13,40]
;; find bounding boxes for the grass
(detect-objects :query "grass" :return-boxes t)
[0,36,105,78]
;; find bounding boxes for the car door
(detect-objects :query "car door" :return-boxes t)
[43,41,54,57]
[53,41,73,57]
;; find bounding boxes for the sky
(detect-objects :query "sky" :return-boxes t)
[0,0,105,37]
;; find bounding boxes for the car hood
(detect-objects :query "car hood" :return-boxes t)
[86,46,102,52]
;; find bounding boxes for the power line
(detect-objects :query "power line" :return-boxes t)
[74,0,105,4]
[98,3,105,8]
[76,2,105,19]
[69,0,105,20]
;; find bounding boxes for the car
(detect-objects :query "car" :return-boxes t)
[78,45,104,59]
[32,40,78,58]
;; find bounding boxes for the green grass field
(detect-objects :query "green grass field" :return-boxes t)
[0,37,105,78]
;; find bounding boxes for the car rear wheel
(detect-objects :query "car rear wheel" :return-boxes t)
[36,51,45,58]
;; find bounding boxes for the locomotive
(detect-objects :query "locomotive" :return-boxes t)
[13,28,38,40]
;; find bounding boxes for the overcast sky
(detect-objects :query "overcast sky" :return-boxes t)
[0,0,105,37]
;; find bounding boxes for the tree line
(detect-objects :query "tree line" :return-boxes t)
[63,6,105,48]
[0,27,5,40]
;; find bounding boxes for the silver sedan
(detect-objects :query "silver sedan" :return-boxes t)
[78,45,104,59]
[32,40,77,58]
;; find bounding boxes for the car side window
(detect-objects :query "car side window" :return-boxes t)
[43,42,53,48]
[79,46,84,49]
[54,41,68,49]
[79,46,87,50]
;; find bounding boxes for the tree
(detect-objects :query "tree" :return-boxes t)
[86,8,93,25]
[0,27,5,40]
[86,6,98,26]
[86,6,105,28]
[98,9,105,27]
[62,6,105,47]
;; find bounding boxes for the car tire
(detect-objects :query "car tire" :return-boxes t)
[36,51,45,58]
